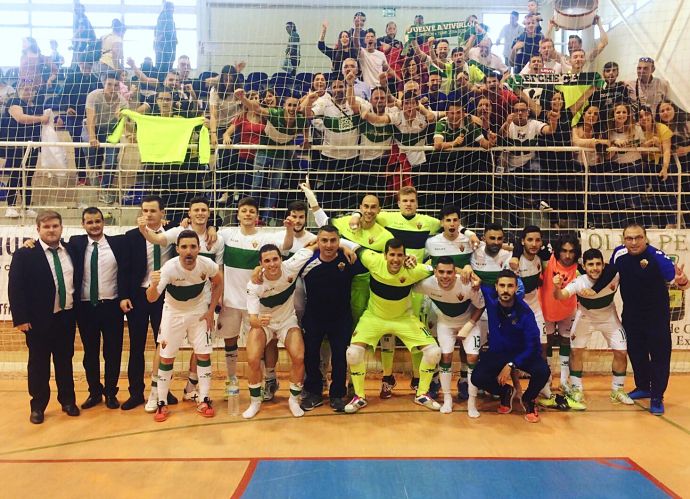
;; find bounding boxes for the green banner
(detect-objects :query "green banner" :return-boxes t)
[505,72,606,90]
[404,21,471,45]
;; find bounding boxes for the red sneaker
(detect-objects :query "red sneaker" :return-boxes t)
[153,401,169,422]
[196,397,215,418]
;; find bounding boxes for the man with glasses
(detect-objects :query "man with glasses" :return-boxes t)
[627,57,669,115]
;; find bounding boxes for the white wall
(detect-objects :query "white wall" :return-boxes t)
[594,0,690,110]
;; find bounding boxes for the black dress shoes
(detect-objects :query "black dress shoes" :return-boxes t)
[105,395,120,409]
[167,392,179,405]
[62,404,80,417]
[81,394,103,409]
[120,395,145,411]
[29,410,44,424]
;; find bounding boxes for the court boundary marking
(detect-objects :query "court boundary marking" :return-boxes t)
[0,456,678,498]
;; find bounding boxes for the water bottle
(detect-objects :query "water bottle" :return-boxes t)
[227,380,240,416]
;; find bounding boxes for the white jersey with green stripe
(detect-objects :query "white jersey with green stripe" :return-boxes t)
[518,254,544,313]
[564,273,620,322]
[246,248,314,324]
[425,232,473,268]
[311,95,360,160]
[376,211,440,262]
[413,276,484,327]
[157,256,219,312]
[218,227,285,309]
[163,226,225,264]
[360,249,432,320]
[276,228,317,257]
[358,101,396,161]
[470,243,513,286]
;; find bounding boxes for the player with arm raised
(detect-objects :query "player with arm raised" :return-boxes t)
[553,248,634,409]
[147,231,223,422]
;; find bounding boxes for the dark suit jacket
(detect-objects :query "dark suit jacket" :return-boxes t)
[67,234,129,303]
[123,228,150,301]
[8,243,74,331]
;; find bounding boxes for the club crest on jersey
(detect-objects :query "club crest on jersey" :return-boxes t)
[640,259,648,269]
[400,276,407,283]
[287,276,294,283]
[459,244,465,252]
[200,273,207,281]
[252,240,258,248]
[338,262,346,271]
[416,222,423,230]
[368,237,375,245]
[456,293,465,301]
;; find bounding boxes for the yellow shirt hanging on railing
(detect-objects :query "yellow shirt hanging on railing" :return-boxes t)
[107,109,210,164]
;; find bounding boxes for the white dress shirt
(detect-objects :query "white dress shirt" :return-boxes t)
[39,239,75,313]
[81,235,118,301]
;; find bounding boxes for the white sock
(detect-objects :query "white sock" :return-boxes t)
[467,395,480,418]
[157,368,172,403]
[540,380,552,398]
[570,374,583,391]
[242,397,262,419]
[467,366,477,397]
[439,367,452,397]
[440,394,453,414]
[612,374,625,392]
[289,395,304,417]
[197,363,212,400]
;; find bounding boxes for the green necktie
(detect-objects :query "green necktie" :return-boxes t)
[50,248,66,310]
[153,243,161,271]
[90,241,99,306]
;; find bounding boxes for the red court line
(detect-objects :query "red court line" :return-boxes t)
[230,458,258,499]
[625,457,681,499]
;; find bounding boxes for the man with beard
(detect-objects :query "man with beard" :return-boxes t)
[472,269,550,423]
[147,231,223,422]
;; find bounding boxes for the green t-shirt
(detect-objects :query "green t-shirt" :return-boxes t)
[433,116,484,146]
[261,107,308,158]
[360,249,432,319]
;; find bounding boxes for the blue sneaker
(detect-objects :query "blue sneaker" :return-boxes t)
[428,377,441,400]
[650,398,665,416]
[628,388,652,400]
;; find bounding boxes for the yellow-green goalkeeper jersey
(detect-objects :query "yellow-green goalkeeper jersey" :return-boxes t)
[375,211,440,261]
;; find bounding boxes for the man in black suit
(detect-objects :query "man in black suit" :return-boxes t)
[8,210,80,424]
[72,207,129,410]
[120,195,178,411]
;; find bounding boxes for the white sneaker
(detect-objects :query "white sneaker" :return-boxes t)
[467,396,480,418]
[25,209,37,218]
[440,395,453,414]
[4,208,20,219]
[144,390,159,413]
[414,393,441,411]
[288,396,304,417]
[610,389,634,405]
[242,398,262,419]
[183,389,199,402]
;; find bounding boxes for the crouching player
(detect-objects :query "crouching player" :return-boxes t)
[243,242,317,419]
[413,256,485,416]
[147,230,223,422]
[553,248,634,408]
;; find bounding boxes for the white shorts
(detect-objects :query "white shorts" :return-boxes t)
[478,309,489,349]
[437,320,481,356]
[533,308,547,345]
[159,305,213,358]
[570,310,627,350]
[545,314,575,339]
[217,306,248,339]
[260,313,301,345]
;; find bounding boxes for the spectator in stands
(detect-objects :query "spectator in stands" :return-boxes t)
[154,2,178,75]
[209,64,243,147]
[355,29,391,91]
[299,72,327,112]
[219,90,265,204]
[19,37,56,87]
[72,2,96,66]
[61,51,101,182]
[607,103,646,227]
[510,14,542,74]
[639,106,673,227]
[527,0,543,32]
[0,72,17,116]
[397,57,427,101]
[1,82,47,218]
[591,61,632,130]
[520,38,562,74]
[318,21,358,81]
[425,72,447,112]
[412,37,452,91]
[341,58,370,100]
[497,11,523,66]
[447,71,478,110]
[547,16,608,72]
[49,40,65,68]
[261,88,277,107]
[234,87,312,223]
[176,55,194,85]
[281,22,300,76]
[82,71,127,205]
[310,75,361,210]
[474,95,500,134]
[539,91,579,227]
[94,19,126,80]
[656,100,690,225]
[628,57,669,115]
[348,11,367,48]
[377,21,404,81]
[468,38,509,76]
[132,65,199,118]
[475,73,517,127]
